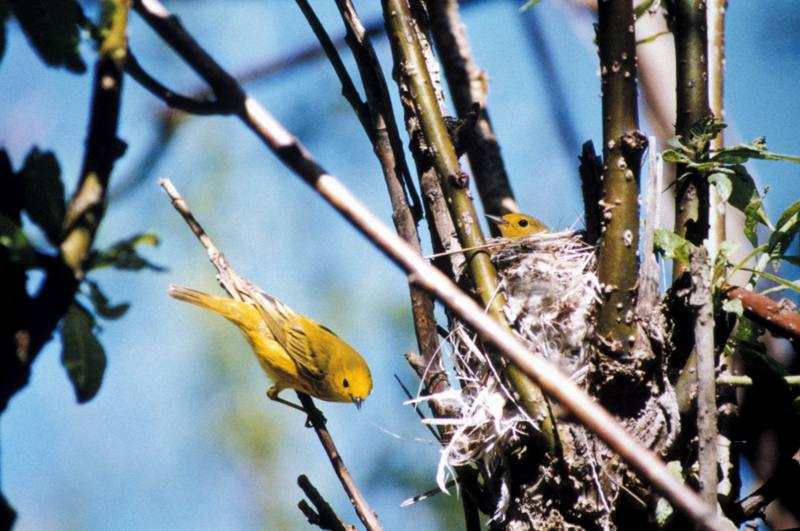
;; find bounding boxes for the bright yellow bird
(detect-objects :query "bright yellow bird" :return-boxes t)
[168,284,372,409]
[486,213,549,238]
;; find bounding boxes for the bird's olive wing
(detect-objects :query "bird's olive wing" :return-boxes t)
[251,290,326,380]
[283,322,326,380]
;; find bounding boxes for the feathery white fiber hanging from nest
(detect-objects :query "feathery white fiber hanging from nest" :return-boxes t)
[413,229,600,520]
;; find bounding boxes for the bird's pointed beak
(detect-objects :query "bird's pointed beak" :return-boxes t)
[485,214,507,226]
[352,397,363,410]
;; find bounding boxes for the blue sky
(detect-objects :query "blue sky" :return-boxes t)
[1,1,798,530]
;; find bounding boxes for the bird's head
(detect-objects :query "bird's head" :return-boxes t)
[336,353,373,409]
[486,213,548,239]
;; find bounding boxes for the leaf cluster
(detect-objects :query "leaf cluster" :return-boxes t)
[1,147,163,403]
[657,118,799,294]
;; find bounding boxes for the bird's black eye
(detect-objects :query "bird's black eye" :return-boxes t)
[518,219,529,227]
[342,378,350,388]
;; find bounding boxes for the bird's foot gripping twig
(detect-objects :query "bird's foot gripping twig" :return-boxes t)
[267,387,327,426]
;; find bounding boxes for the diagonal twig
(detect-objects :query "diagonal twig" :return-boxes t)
[297,475,357,531]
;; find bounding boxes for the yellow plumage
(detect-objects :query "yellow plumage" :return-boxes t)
[168,284,372,408]
[486,213,549,238]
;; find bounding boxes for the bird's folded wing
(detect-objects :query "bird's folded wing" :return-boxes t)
[251,290,326,380]
[283,322,326,380]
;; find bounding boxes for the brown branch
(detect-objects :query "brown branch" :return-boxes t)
[297,475,357,531]
[124,52,231,115]
[707,0,728,256]
[595,0,646,352]
[724,286,800,344]
[134,3,726,527]
[1,1,130,413]
[637,141,662,320]
[707,0,739,507]
[294,0,370,130]
[427,0,518,225]
[297,394,383,531]
[690,245,718,507]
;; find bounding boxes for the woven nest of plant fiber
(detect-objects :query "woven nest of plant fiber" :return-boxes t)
[415,230,600,521]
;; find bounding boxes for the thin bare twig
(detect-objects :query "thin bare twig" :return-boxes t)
[428,0,518,223]
[133,2,726,527]
[297,475,357,531]
[158,179,382,531]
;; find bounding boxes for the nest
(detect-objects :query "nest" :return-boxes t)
[414,230,600,521]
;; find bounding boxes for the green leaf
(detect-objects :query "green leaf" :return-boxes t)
[726,166,758,213]
[742,268,800,295]
[0,213,37,267]
[89,232,166,272]
[767,200,800,259]
[758,151,800,164]
[743,195,762,247]
[661,149,691,164]
[19,148,65,245]
[60,302,106,403]
[724,167,768,245]
[85,279,129,320]
[519,0,542,11]
[653,228,690,265]
[9,0,86,73]
[776,200,800,233]
[721,298,744,317]
[708,172,732,202]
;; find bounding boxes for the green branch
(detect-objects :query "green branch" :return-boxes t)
[595,0,646,351]
[672,0,710,278]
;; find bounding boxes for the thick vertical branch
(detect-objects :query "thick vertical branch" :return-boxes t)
[595,0,646,351]
[690,245,719,508]
[383,0,554,446]
[672,0,710,279]
[427,0,518,224]
[707,0,738,507]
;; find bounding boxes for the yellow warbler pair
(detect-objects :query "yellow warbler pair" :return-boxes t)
[169,213,543,410]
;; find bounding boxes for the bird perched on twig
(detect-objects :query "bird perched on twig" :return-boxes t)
[169,284,373,410]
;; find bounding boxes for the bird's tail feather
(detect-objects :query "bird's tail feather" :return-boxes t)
[168,284,256,328]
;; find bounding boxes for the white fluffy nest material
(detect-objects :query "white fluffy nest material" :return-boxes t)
[413,230,600,517]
